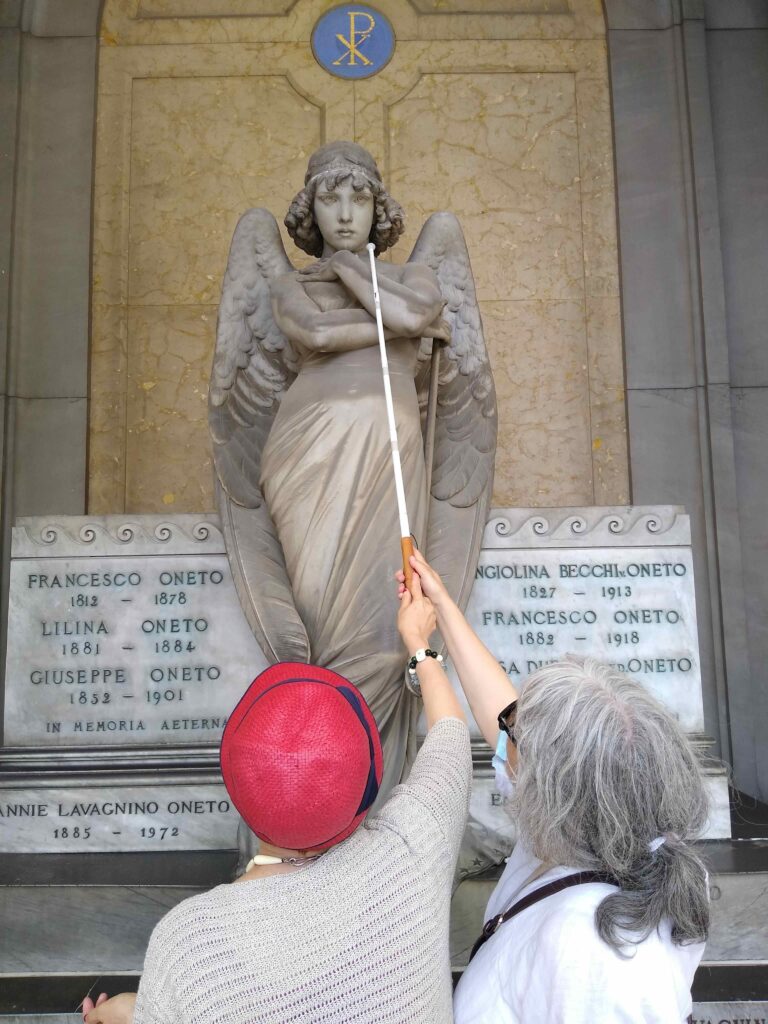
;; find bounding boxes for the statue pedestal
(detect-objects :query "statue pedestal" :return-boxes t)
[0,506,729,860]
[0,506,741,1019]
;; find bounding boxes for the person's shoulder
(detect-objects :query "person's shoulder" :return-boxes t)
[533,887,683,974]
[535,880,616,936]
[151,884,234,945]
[364,718,471,847]
[406,717,472,789]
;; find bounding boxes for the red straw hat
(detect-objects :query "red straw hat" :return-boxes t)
[220,662,383,851]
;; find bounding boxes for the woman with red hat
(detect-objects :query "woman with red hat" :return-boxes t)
[83,565,477,1024]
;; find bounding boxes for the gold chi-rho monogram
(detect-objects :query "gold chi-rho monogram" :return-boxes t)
[333,11,376,66]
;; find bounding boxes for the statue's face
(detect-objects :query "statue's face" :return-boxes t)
[314,177,374,256]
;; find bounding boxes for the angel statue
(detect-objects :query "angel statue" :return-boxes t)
[209,141,496,806]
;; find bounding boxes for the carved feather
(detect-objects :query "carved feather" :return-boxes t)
[409,212,498,611]
[208,209,309,663]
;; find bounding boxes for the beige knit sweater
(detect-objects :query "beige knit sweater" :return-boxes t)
[133,717,471,1024]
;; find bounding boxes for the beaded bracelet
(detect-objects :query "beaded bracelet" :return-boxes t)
[409,647,444,679]
[405,648,444,696]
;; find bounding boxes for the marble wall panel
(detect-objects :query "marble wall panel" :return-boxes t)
[731,387,768,795]
[574,71,620,300]
[705,870,768,962]
[626,387,724,750]
[101,0,605,46]
[90,16,626,514]
[124,305,215,512]
[385,71,584,305]
[481,300,592,507]
[139,0,295,15]
[609,28,700,390]
[371,59,625,508]
[0,783,239,851]
[587,295,629,504]
[409,0,570,12]
[128,74,321,308]
[12,398,88,516]
[708,29,768,386]
[11,36,96,400]
[0,28,19,379]
[88,304,128,511]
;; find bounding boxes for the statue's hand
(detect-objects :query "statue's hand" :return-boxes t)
[296,258,339,283]
[424,315,451,343]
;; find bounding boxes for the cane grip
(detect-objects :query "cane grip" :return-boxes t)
[401,536,414,588]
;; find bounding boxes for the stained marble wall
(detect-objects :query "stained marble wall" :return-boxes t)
[88,0,628,515]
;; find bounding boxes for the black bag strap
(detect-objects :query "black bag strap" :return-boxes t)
[468,871,618,963]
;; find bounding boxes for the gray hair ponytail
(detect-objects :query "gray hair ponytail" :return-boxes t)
[512,657,710,955]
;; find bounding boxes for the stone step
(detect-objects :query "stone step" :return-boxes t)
[5,1005,768,1024]
[1,843,766,1015]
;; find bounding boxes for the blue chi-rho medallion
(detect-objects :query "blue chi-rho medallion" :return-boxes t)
[312,5,395,80]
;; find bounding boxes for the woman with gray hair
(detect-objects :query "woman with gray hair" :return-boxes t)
[403,549,709,1023]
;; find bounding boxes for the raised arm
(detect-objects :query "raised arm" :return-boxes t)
[378,570,469,874]
[403,549,517,748]
[338,253,445,336]
[300,250,447,339]
[271,273,384,354]
[397,571,465,730]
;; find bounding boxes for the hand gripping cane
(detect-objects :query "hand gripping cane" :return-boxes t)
[366,243,415,587]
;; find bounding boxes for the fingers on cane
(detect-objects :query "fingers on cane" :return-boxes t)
[410,548,428,570]
[409,570,423,599]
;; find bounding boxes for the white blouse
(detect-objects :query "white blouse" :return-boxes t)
[454,802,704,1023]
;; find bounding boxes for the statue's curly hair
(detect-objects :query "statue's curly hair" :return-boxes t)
[284,167,405,257]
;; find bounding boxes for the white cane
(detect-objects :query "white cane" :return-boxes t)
[366,243,415,587]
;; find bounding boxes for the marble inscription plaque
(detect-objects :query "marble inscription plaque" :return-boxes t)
[440,507,705,734]
[469,545,703,731]
[692,1005,768,1024]
[3,516,268,747]
[0,782,238,852]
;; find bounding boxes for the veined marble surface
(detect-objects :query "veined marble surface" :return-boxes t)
[0,1018,80,1024]
[691,1005,768,1024]
[0,886,194,973]
[89,0,626,514]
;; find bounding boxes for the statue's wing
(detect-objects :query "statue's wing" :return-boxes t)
[209,207,309,663]
[409,212,497,612]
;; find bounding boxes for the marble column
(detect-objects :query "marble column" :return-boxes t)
[0,0,101,735]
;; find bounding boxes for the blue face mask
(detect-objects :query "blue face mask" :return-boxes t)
[492,731,516,802]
